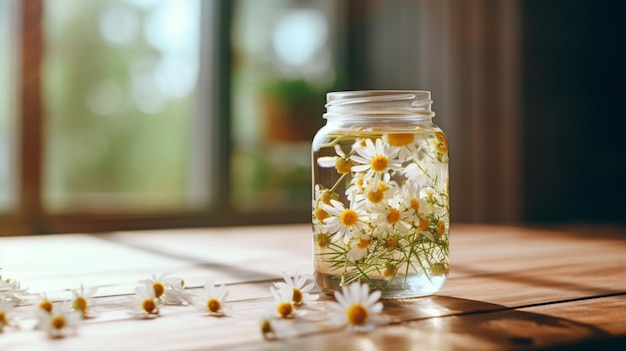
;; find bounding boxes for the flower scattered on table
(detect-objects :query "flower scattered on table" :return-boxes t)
[138,273,183,304]
[327,281,388,332]
[270,284,297,319]
[162,278,190,305]
[126,282,160,319]
[37,301,81,339]
[70,283,98,319]
[0,299,18,332]
[190,280,228,316]
[273,271,319,307]
[33,292,54,330]
[260,308,297,340]
[0,274,28,303]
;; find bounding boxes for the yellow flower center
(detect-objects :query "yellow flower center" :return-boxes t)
[357,238,370,249]
[437,220,446,236]
[417,216,428,231]
[386,237,397,251]
[73,296,88,314]
[387,133,414,146]
[366,182,387,204]
[340,209,358,227]
[435,141,448,154]
[335,157,353,174]
[39,300,53,313]
[0,311,6,325]
[315,207,329,222]
[320,191,334,205]
[153,282,165,299]
[315,234,330,248]
[383,265,397,277]
[346,304,368,326]
[292,288,303,305]
[261,319,273,334]
[387,208,401,224]
[355,176,365,190]
[50,315,66,330]
[410,198,420,212]
[207,298,221,313]
[142,298,156,314]
[276,302,293,318]
[370,155,389,172]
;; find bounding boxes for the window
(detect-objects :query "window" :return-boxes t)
[1,0,345,235]
[0,0,17,213]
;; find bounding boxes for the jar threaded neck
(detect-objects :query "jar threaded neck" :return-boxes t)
[324,90,434,118]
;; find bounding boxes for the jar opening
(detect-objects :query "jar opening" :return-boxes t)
[324,90,434,118]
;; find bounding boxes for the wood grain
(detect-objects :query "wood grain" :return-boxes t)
[1,224,625,350]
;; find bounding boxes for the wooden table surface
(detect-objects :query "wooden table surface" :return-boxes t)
[1,224,625,350]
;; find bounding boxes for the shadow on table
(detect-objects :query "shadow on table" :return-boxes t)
[375,295,620,350]
[232,295,622,351]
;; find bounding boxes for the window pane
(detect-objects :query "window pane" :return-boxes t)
[42,0,205,213]
[230,0,343,212]
[0,0,17,212]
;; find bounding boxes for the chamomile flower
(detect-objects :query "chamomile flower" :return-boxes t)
[138,273,182,302]
[162,278,190,305]
[313,184,336,227]
[37,301,81,339]
[36,292,54,313]
[327,282,388,332]
[370,195,413,237]
[70,283,98,319]
[269,284,296,319]
[350,138,402,191]
[0,299,17,332]
[0,275,28,303]
[190,280,228,316]
[384,132,419,162]
[260,308,297,340]
[126,282,160,319]
[347,238,370,262]
[403,162,430,188]
[273,272,318,306]
[322,199,368,244]
[354,174,398,209]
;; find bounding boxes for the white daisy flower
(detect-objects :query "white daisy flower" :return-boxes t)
[162,279,190,305]
[0,275,28,303]
[126,282,160,319]
[70,283,98,319]
[190,280,228,315]
[350,138,402,191]
[322,199,368,244]
[33,292,54,330]
[260,307,297,340]
[403,162,430,188]
[269,284,296,319]
[383,132,419,162]
[37,301,81,338]
[370,195,414,237]
[138,273,182,302]
[327,282,388,332]
[353,174,398,209]
[347,238,370,262]
[0,299,17,332]
[273,271,318,306]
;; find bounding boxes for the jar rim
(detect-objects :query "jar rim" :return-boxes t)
[325,90,434,118]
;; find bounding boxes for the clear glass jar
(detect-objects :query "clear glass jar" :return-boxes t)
[311,90,449,299]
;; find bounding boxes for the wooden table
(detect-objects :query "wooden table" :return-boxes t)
[1,224,625,350]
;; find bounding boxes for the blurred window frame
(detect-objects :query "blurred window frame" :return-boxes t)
[2,0,310,236]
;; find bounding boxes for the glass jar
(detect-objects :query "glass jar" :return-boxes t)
[311,90,449,299]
